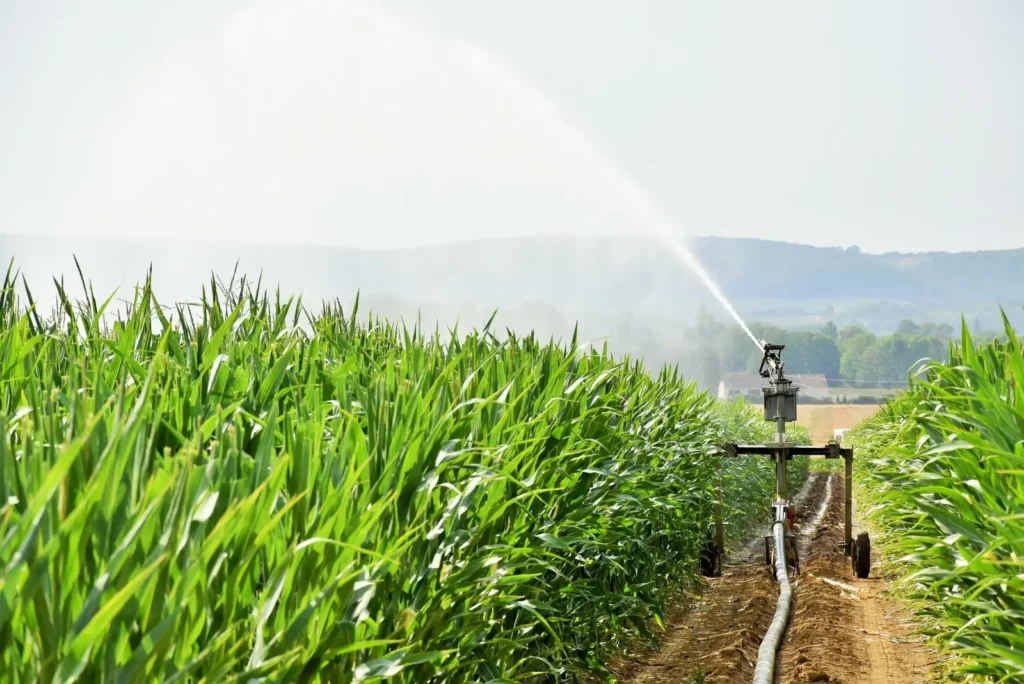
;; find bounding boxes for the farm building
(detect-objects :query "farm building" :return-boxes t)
[717,372,829,400]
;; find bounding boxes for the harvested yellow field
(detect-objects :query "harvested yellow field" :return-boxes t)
[797,404,881,443]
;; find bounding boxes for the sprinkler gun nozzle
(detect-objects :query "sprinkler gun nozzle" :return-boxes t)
[758,343,786,381]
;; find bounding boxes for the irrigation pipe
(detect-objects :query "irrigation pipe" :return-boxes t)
[752,505,793,684]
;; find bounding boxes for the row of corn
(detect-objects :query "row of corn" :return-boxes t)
[0,266,803,682]
[850,319,1024,682]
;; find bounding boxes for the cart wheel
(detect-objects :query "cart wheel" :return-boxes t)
[700,534,722,577]
[702,547,722,577]
[765,537,771,566]
[853,532,871,579]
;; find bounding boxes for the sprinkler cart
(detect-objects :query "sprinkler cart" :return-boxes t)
[705,342,871,580]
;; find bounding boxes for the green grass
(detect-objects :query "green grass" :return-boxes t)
[849,317,1024,683]
[806,457,843,474]
[0,265,803,682]
[684,668,707,684]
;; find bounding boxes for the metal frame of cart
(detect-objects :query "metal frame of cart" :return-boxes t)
[706,343,871,579]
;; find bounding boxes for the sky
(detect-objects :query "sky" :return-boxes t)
[1,0,1022,254]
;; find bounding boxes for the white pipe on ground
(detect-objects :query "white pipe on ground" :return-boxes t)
[752,505,793,684]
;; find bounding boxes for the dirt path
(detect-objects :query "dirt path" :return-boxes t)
[775,473,932,684]
[606,565,776,683]
[609,475,830,683]
[613,473,932,684]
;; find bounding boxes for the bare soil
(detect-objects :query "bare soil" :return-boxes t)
[775,474,932,684]
[795,405,881,444]
[612,474,933,684]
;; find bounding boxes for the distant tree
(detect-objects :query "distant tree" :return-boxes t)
[839,324,867,342]
[721,326,761,373]
[784,333,841,379]
[743,329,840,379]
[696,344,723,390]
[852,334,947,385]
[838,330,877,382]
[695,304,716,338]
[681,343,723,390]
[896,319,921,336]
[676,317,961,392]
[750,323,787,346]
[915,322,954,340]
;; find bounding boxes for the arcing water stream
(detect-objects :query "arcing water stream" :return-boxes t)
[39,0,764,350]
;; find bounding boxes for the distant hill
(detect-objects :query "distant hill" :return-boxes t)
[2,232,1022,334]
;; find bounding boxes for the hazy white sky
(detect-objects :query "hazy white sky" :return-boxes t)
[2,0,1022,253]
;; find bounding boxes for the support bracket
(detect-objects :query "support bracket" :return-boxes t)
[718,441,855,557]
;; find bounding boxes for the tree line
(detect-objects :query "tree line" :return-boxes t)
[675,311,998,390]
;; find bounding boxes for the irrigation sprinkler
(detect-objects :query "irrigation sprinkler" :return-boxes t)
[710,343,871,683]
[708,343,871,579]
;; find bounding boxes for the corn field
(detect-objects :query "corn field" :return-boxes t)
[0,265,803,682]
[851,318,1024,682]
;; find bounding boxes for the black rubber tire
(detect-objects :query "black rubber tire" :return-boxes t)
[854,532,871,579]
[765,537,771,566]
[710,549,722,577]
[699,534,722,577]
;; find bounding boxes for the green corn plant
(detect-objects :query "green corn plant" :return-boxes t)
[0,265,802,682]
[850,313,1024,683]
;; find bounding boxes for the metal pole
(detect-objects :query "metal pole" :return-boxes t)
[775,451,787,500]
[715,460,725,561]
[775,417,787,500]
[844,452,853,556]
